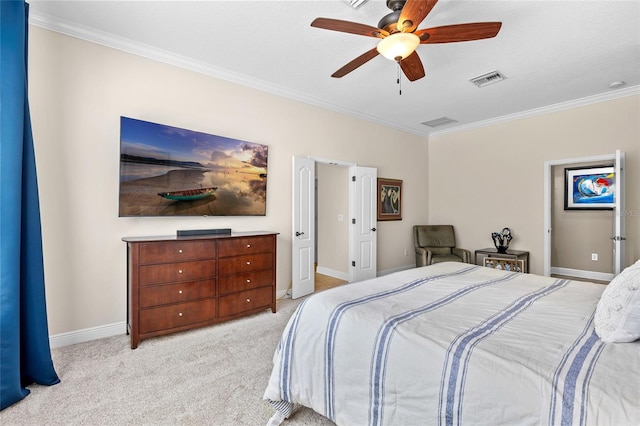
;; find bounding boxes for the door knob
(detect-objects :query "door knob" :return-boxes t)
[295,231,305,236]
[371,227,377,232]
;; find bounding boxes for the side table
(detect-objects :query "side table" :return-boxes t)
[475,248,529,273]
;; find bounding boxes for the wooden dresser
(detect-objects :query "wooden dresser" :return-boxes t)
[122,231,277,349]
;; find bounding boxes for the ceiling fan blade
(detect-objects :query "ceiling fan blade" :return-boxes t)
[331,48,380,78]
[311,18,389,38]
[400,51,425,82]
[416,22,502,43]
[398,0,439,33]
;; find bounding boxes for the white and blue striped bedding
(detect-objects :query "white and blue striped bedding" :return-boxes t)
[264,262,640,425]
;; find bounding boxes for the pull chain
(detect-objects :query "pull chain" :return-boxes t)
[396,59,402,95]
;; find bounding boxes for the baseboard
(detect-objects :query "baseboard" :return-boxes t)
[550,267,614,282]
[316,266,348,281]
[49,321,126,349]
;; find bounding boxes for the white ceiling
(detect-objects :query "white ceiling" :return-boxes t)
[28,0,640,136]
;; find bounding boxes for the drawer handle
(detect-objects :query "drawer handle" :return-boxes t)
[178,312,183,317]
[178,269,183,274]
[246,279,251,283]
[247,244,251,248]
[179,290,183,294]
[246,261,251,265]
[178,249,183,253]
[246,298,251,303]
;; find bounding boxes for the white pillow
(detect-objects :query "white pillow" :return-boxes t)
[594,259,640,343]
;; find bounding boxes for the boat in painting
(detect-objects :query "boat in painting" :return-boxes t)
[158,187,217,201]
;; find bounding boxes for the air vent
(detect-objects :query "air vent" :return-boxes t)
[470,70,506,87]
[422,117,458,128]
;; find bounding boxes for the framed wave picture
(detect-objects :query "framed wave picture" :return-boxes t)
[564,165,614,210]
[119,117,268,216]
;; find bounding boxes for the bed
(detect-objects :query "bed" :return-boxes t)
[263,261,640,425]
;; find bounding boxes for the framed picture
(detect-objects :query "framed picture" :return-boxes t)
[377,178,402,221]
[119,117,268,217]
[483,258,524,273]
[564,165,614,210]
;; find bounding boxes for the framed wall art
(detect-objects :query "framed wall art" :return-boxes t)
[119,117,268,217]
[564,165,614,210]
[377,178,402,221]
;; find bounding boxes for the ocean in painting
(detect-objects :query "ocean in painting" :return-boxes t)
[119,163,195,182]
[119,167,267,216]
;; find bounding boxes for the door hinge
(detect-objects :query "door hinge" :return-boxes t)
[352,176,356,182]
[352,261,356,267]
[352,218,356,224]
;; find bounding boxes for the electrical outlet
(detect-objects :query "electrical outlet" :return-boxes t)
[591,253,598,261]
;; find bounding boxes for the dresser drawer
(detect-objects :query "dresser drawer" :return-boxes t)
[218,253,272,276]
[139,280,215,308]
[139,240,217,264]
[139,299,215,334]
[139,260,216,285]
[218,270,273,295]
[218,236,273,258]
[218,287,273,318]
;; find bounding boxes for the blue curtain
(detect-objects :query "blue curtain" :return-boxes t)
[1,0,60,410]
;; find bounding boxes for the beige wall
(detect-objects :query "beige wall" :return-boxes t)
[28,27,428,336]
[429,95,639,275]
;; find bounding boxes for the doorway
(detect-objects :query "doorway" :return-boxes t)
[543,150,625,279]
[292,156,377,299]
[316,162,350,283]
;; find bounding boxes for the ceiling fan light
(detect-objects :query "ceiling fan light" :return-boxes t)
[376,32,420,61]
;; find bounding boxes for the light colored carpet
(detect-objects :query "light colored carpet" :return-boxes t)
[0,297,335,426]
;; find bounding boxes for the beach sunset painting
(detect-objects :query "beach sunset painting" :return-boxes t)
[119,117,268,216]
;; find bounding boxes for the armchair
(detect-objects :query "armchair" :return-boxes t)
[413,225,471,267]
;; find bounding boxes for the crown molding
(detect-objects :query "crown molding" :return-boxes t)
[29,12,637,140]
[28,11,425,137]
[430,85,640,137]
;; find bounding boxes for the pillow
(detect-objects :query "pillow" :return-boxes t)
[594,259,640,343]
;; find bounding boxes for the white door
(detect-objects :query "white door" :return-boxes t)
[292,156,315,299]
[613,149,626,275]
[350,166,377,282]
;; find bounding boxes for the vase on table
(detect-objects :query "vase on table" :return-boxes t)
[491,227,512,253]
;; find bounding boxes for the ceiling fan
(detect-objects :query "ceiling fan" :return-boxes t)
[311,0,502,82]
